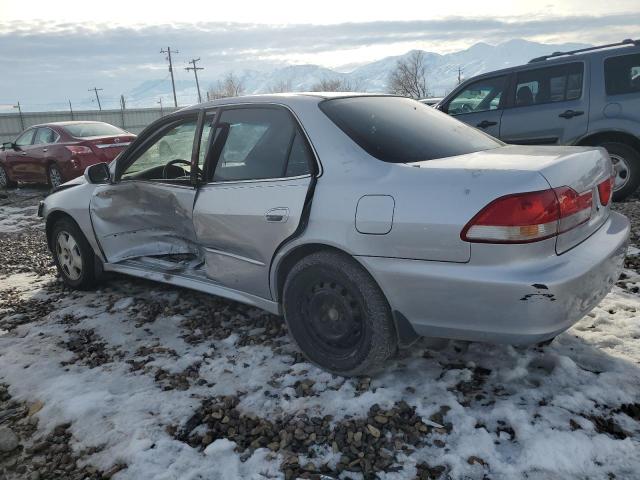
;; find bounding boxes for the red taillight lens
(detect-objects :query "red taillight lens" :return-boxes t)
[65,146,92,155]
[597,176,614,206]
[461,186,592,243]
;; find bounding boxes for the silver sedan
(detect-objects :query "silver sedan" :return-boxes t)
[39,93,630,376]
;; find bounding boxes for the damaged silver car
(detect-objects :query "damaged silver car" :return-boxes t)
[39,93,630,375]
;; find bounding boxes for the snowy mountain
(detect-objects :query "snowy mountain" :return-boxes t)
[126,39,590,106]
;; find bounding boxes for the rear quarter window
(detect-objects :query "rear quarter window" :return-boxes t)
[319,96,501,163]
[604,53,640,95]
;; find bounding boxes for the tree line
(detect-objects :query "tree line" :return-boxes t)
[207,51,430,100]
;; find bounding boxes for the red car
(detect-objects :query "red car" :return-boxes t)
[0,121,135,189]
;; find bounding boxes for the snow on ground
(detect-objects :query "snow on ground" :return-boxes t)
[0,190,639,480]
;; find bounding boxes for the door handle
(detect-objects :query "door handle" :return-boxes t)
[265,207,289,223]
[476,120,497,129]
[42,148,48,152]
[20,151,27,156]
[559,110,584,119]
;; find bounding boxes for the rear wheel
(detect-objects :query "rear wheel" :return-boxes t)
[283,251,397,376]
[0,165,16,188]
[51,218,99,290]
[48,164,63,189]
[599,142,640,201]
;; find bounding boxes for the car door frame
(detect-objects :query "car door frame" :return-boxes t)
[89,110,206,263]
[439,73,511,139]
[32,126,61,183]
[195,102,319,300]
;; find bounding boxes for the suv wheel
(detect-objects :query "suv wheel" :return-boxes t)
[283,251,397,376]
[600,142,640,201]
[51,218,99,290]
[48,164,63,189]
[0,165,16,189]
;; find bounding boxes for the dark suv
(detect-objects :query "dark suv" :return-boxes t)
[437,39,640,200]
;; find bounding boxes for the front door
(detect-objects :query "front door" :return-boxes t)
[193,106,315,300]
[90,113,203,263]
[5,129,37,182]
[441,75,508,138]
[500,62,588,145]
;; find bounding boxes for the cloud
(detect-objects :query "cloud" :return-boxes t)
[0,14,637,108]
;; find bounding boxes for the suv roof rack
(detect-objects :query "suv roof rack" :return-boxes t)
[528,38,640,63]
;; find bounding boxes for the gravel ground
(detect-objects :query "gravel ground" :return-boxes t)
[0,187,639,480]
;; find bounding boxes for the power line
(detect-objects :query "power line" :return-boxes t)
[185,57,204,103]
[88,87,103,110]
[160,47,179,108]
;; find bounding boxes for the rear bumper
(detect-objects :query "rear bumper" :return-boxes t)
[357,212,630,345]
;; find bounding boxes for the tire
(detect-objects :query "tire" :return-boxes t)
[0,164,16,189]
[283,250,397,376]
[48,164,64,189]
[51,218,99,290]
[599,142,640,201]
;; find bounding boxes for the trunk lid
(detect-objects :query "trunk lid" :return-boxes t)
[82,135,136,162]
[409,144,613,256]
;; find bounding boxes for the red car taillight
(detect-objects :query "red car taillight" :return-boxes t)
[65,146,93,155]
[461,187,593,244]
[597,176,614,206]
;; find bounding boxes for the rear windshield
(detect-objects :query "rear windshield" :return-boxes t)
[319,96,502,163]
[64,123,126,138]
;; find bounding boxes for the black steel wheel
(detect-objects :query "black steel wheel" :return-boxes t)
[283,250,397,376]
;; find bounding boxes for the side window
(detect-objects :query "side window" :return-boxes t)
[514,63,583,107]
[34,128,57,145]
[211,108,309,182]
[286,132,313,177]
[121,118,197,182]
[605,53,640,96]
[447,76,507,115]
[15,129,35,146]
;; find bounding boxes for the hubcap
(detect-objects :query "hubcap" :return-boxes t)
[610,154,630,191]
[0,167,6,187]
[50,167,63,188]
[302,281,364,353]
[56,231,82,281]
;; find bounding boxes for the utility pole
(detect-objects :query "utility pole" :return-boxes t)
[13,102,24,130]
[206,91,210,102]
[120,95,126,129]
[88,87,103,111]
[68,99,74,120]
[160,47,179,107]
[185,58,204,103]
[457,66,463,85]
[157,98,164,117]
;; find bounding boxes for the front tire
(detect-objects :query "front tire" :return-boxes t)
[599,142,640,201]
[0,165,16,189]
[283,251,397,376]
[51,218,99,290]
[48,164,64,189]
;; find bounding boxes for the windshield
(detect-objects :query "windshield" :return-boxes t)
[64,123,126,138]
[319,96,502,163]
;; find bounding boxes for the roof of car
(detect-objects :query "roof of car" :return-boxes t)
[179,92,390,112]
[27,121,112,129]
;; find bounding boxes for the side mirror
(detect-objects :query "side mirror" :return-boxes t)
[84,162,111,184]
[2,142,14,151]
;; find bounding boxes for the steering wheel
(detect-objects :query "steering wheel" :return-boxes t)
[162,159,191,179]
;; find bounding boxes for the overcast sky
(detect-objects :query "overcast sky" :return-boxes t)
[0,0,638,109]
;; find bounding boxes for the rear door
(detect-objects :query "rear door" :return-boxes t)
[193,105,315,300]
[441,75,508,138]
[32,127,59,182]
[5,129,37,181]
[500,62,588,145]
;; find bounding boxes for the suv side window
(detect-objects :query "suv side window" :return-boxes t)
[446,76,507,115]
[514,63,583,107]
[15,129,35,147]
[604,53,640,95]
[211,107,311,182]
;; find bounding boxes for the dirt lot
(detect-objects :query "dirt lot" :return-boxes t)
[0,187,639,480]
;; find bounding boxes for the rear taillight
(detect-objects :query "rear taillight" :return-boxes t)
[461,186,593,244]
[597,176,614,206]
[65,146,92,155]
